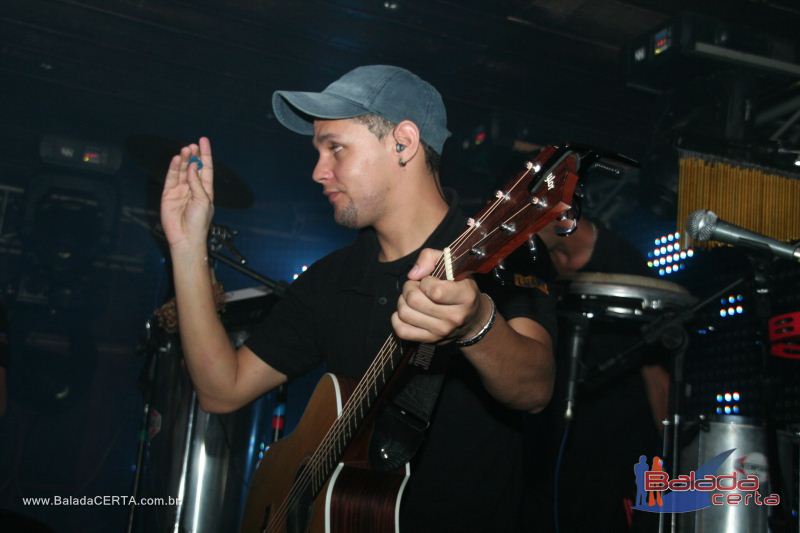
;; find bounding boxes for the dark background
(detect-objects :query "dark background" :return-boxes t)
[0,1,799,531]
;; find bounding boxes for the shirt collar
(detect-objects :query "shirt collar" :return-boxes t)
[340,189,466,293]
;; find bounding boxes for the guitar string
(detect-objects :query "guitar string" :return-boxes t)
[268,166,544,528]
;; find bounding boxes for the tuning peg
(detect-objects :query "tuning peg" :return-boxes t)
[493,261,507,285]
[527,234,538,261]
[555,209,578,236]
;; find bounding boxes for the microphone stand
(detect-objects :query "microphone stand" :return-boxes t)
[748,256,789,532]
[553,312,589,533]
[207,224,288,296]
[580,276,746,533]
[563,313,590,422]
[127,320,157,533]
[584,276,747,391]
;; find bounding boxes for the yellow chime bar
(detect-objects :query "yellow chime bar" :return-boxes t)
[676,154,800,249]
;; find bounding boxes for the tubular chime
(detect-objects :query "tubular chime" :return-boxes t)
[676,152,800,249]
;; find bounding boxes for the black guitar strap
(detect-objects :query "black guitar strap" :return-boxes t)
[368,343,446,471]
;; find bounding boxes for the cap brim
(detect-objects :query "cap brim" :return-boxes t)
[272,91,370,135]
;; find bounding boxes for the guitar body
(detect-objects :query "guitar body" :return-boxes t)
[241,373,411,533]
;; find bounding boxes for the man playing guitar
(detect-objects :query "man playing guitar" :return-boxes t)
[160,65,557,532]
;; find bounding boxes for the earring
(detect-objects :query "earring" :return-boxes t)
[396,143,405,152]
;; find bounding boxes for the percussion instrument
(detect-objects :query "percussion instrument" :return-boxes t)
[679,415,770,533]
[557,272,697,321]
[555,273,697,417]
[130,286,281,533]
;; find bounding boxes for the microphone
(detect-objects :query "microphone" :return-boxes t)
[687,210,800,263]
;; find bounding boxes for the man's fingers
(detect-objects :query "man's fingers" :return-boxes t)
[419,276,478,306]
[199,137,214,170]
[187,162,210,203]
[396,294,453,338]
[163,155,182,190]
[177,146,191,185]
[408,248,444,280]
[166,139,214,202]
[391,311,439,344]
[399,282,472,339]
[197,137,214,201]
[401,281,445,318]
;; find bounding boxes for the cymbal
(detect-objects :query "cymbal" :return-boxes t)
[126,134,254,209]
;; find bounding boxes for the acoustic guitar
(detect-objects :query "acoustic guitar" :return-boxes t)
[242,145,588,533]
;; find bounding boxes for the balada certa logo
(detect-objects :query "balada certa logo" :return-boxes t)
[633,449,780,513]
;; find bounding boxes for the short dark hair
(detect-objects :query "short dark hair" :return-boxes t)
[353,114,441,175]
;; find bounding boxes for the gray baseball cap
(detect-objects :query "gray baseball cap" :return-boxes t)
[272,65,451,154]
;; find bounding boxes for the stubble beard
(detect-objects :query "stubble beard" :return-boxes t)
[334,198,359,229]
[333,188,387,230]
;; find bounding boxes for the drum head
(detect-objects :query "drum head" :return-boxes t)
[558,272,696,321]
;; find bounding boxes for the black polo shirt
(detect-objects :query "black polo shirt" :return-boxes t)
[246,194,556,532]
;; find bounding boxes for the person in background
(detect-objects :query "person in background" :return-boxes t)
[528,216,668,532]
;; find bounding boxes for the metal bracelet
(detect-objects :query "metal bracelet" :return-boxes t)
[455,293,496,347]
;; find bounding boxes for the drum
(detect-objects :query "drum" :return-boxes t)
[133,287,281,533]
[558,272,697,322]
[678,415,770,533]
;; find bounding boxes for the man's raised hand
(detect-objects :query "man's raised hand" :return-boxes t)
[160,137,215,253]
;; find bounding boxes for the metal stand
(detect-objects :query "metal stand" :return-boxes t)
[126,319,157,533]
[563,313,589,421]
[749,257,786,533]
[587,277,746,388]
[554,312,589,533]
[659,325,688,533]
[207,224,288,296]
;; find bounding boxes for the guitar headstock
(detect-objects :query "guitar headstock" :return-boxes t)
[447,145,582,278]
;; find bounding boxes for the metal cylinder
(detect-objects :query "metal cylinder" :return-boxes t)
[132,330,273,533]
[678,415,770,533]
